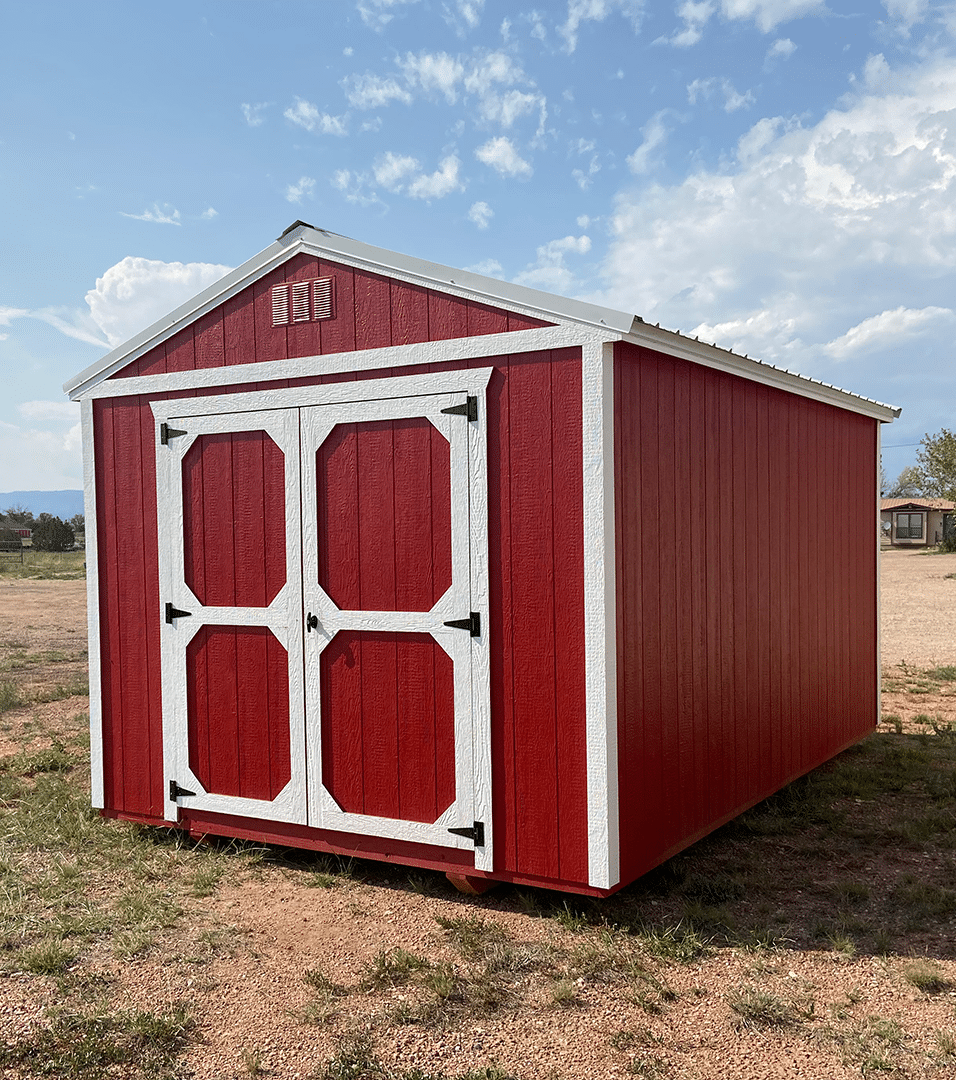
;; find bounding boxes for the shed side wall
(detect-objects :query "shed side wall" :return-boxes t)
[108,254,551,379]
[613,341,878,884]
[94,348,589,884]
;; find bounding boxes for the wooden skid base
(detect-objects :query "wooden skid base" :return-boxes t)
[445,872,497,896]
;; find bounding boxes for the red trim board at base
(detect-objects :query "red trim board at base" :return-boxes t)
[97,807,616,897]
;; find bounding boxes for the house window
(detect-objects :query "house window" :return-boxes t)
[896,513,924,539]
[271,279,335,326]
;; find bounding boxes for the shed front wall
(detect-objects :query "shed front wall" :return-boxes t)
[93,343,590,887]
[613,340,879,885]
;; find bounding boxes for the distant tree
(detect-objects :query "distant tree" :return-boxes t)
[68,513,85,534]
[915,428,956,503]
[3,505,34,528]
[885,465,925,499]
[31,514,74,552]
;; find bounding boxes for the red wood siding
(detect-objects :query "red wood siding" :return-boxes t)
[320,630,456,823]
[94,347,588,884]
[109,254,551,379]
[613,341,879,884]
[186,625,291,800]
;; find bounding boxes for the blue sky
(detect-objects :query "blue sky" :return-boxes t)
[2,0,954,493]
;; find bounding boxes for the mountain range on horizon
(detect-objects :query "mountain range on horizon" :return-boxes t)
[0,490,84,520]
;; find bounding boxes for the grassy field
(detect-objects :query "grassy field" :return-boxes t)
[0,549,86,581]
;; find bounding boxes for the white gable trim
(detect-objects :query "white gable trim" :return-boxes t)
[74,326,605,401]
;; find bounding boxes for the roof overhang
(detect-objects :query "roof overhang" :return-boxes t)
[64,223,902,424]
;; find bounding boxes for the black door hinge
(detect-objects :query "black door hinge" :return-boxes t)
[165,602,192,624]
[443,612,480,637]
[440,396,478,422]
[160,423,187,445]
[448,821,485,847]
[169,780,196,801]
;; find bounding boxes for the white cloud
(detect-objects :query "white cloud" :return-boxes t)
[572,155,601,189]
[284,98,348,135]
[658,0,715,47]
[468,200,494,228]
[17,400,79,423]
[528,11,547,39]
[373,152,421,191]
[514,234,593,293]
[285,176,316,204]
[687,77,755,111]
[475,136,533,177]
[465,258,504,276]
[201,207,218,220]
[84,257,232,348]
[241,102,268,126]
[559,0,646,53]
[627,112,669,173]
[719,0,824,33]
[407,155,464,199]
[463,50,524,95]
[357,0,420,31]
[882,0,928,33]
[398,52,465,102]
[344,73,414,109]
[0,418,83,491]
[331,170,385,208]
[0,306,29,327]
[445,0,484,33]
[120,204,181,226]
[824,306,955,358]
[599,53,956,369]
[478,88,547,130]
[765,37,796,67]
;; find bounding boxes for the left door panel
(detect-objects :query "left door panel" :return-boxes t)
[156,409,306,824]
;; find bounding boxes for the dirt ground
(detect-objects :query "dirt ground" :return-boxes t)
[0,551,955,1079]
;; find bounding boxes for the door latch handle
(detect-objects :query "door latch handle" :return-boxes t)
[306,613,319,632]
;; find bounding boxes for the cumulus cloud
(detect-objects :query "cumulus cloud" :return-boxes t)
[0,417,83,490]
[344,74,414,109]
[399,51,465,102]
[241,102,269,126]
[201,207,218,220]
[444,0,485,33]
[407,155,464,199]
[475,136,533,177]
[599,53,956,368]
[284,98,348,135]
[658,0,715,46]
[468,200,494,228]
[373,152,421,191]
[720,0,825,32]
[466,258,504,276]
[824,306,955,358]
[18,400,79,423]
[627,112,669,173]
[285,176,316,204]
[84,257,232,348]
[357,0,420,30]
[687,77,755,111]
[765,37,796,67]
[514,234,593,293]
[882,0,928,33]
[559,0,646,53]
[120,204,181,226]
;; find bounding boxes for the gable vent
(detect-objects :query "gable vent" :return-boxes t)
[272,279,335,326]
[313,277,334,319]
[291,281,311,322]
[272,285,290,326]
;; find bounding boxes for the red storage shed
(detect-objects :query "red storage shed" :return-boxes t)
[65,223,899,896]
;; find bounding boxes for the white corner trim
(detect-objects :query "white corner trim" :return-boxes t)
[583,340,619,890]
[876,422,883,728]
[81,398,104,809]
[76,325,603,402]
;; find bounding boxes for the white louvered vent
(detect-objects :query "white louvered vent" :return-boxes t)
[272,285,290,326]
[291,281,311,323]
[271,278,335,326]
[313,277,334,320]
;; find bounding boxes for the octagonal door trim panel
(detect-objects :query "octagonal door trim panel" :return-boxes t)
[301,383,492,871]
[155,408,307,824]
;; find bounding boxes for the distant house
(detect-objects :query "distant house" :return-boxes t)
[881,498,955,547]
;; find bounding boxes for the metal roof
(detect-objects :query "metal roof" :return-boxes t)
[63,222,902,422]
